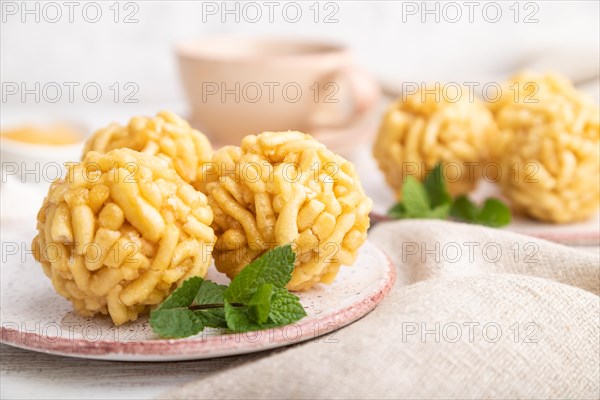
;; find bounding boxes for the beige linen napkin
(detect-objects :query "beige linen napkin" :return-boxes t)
[163,220,600,400]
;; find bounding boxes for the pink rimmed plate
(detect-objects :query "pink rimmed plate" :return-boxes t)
[0,239,395,362]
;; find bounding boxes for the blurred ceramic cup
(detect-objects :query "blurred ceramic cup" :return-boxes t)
[176,36,380,153]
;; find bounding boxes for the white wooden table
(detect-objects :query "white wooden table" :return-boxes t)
[0,343,276,399]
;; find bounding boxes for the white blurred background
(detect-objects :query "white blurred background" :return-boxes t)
[1,0,599,228]
[2,0,599,125]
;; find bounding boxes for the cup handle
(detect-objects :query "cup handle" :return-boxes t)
[308,66,381,132]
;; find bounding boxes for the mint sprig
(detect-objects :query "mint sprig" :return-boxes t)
[388,163,511,227]
[388,164,452,219]
[150,244,306,338]
[450,196,511,227]
[224,244,295,303]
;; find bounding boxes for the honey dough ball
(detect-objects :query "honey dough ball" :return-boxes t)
[492,72,600,223]
[488,72,597,141]
[32,148,216,325]
[374,86,497,197]
[83,111,213,192]
[205,131,372,291]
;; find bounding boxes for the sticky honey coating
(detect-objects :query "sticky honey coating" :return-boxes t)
[373,86,497,197]
[491,72,600,223]
[82,111,213,192]
[32,149,216,325]
[205,131,372,291]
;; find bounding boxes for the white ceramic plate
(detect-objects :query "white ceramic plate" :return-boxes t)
[0,239,395,362]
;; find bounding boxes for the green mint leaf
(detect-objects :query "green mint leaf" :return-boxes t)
[190,279,228,328]
[150,308,204,338]
[387,202,407,218]
[225,244,296,303]
[224,301,263,332]
[194,309,228,329]
[449,195,478,222]
[155,276,203,311]
[424,203,451,220]
[390,164,452,220]
[450,196,511,227]
[248,283,275,324]
[424,163,452,208]
[224,288,305,332]
[150,277,206,337]
[268,288,307,325]
[194,279,227,305]
[401,176,431,217]
[478,198,511,227]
